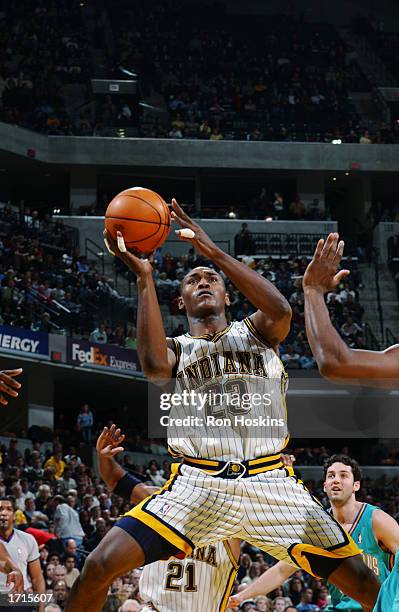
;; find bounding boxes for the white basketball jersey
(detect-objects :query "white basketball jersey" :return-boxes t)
[168,318,289,461]
[139,541,237,612]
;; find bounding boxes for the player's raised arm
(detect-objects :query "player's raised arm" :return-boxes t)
[96,425,157,504]
[303,233,399,387]
[172,200,292,347]
[227,560,296,608]
[103,230,176,383]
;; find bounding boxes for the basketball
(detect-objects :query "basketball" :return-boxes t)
[104,187,171,253]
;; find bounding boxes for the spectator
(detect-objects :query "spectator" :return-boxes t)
[64,555,80,589]
[89,323,107,344]
[296,588,320,611]
[45,449,66,480]
[85,517,108,552]
[7,439,22,466]
[76,404,94,443]
[53,495,85,547]
[52,579,70,609]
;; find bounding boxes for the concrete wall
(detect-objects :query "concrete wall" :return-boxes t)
[60,216,338,257]
[2,122,399,172]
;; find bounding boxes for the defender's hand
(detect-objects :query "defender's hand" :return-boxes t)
[0,369,22,406]
[96,425,125,458]
[171,199,220,259]
[103,229,153,278]
[303,233,350,294]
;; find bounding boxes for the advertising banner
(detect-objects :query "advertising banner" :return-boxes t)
[67,338,140,373]
[0,325,49,358]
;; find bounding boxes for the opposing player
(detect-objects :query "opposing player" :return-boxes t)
[66,201,380,612]
[303,232,399,386]
[96,424,239,611]
[228,454,399,610]
[302,232,399,611]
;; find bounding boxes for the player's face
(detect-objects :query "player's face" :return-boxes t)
[324,462,360,504]
[180,268,229,317]
[0,501,14,529]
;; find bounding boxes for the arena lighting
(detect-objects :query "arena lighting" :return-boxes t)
[332,139,342,144]
[332,177,337,181]
[345,172,349,176]
[118,128,126,138]
[53,208,61,214]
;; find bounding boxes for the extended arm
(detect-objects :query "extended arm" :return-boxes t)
[28,559,45,612]
[104,230,176,383]
[373,509,399,555]
[172,200,291,346]
[96,426,157,504]
[303,234,399,387]
[227,560,296,607]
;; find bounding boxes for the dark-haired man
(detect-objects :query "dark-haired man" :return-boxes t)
[228,454,399,610]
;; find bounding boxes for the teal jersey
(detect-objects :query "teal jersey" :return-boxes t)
[327,503,393,610]
[374,549,399,612]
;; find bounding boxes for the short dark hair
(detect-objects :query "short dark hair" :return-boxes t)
[0,496,16,511]
[323,454,362,483]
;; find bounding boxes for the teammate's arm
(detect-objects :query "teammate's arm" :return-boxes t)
[372,509,399,555]
[303,233,399,387]
[171,200,292,346]
[227,560,296,607]
[96,425,157,504]
[103,230,176,383]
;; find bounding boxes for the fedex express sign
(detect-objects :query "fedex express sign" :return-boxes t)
[68,339,139,372]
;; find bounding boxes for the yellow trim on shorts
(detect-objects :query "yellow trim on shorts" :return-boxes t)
[182,456,221,467]
[219,565,238,611]
[289,537,361,578]
[248,461,284,475]
[248,453,282,466]
[223,541,240,571]
[123,463,193,556]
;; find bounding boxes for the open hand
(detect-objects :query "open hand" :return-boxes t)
[103,229,153,278]
[6,569,24,593]
[96,424,125,458]
[0,369,22,406]
[171,199,219,260]
[303,233,350,294]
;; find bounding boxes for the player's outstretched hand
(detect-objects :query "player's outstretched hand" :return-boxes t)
[0,369,22,406]
[171,199,219,260]
[303,232,350,294]
[6,569,24,593]
[96,424,125,458]
[281,454,296,468]
[227,593,245,608]
[103,229,154,278]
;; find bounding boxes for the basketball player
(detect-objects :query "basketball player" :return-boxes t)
[228,454,399,610]
[302,232,399,611]
[66,201,380,612]
[96,424,239,611]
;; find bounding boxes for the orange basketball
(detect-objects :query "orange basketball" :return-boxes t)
[104,187,171,254]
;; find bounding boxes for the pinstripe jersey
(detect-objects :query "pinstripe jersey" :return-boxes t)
[168,318,288,461]
[139,541,237,611]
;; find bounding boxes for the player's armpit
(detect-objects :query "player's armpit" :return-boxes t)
[372,509,399,555]
[320,344,399,388]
